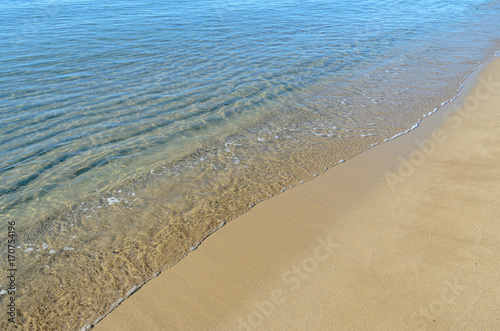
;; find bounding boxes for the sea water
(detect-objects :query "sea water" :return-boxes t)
[0,0,499,329]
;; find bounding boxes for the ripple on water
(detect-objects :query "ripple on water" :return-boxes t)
[1,0,500,329]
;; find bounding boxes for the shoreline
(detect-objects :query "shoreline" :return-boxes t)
[93,56,500,330]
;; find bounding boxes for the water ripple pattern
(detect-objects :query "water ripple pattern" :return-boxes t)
[0,0,499,329]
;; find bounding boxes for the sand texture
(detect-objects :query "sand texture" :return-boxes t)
[94,57,500,330]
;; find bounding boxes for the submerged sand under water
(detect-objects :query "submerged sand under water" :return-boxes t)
[95,54,500,331]
[1,53,496,330]
[1,1,500,329]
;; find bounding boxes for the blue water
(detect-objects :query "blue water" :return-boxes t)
[0,0,499,329]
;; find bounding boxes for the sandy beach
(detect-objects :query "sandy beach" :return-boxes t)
[94,57,500,330]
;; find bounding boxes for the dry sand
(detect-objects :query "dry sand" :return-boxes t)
[94,57,500,330]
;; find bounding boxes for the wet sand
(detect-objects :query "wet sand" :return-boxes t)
[94,57,500,330]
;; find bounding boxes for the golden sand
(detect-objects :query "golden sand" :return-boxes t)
[94,57,500,330]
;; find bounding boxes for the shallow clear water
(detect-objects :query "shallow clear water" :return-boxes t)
[0,0,499,329]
